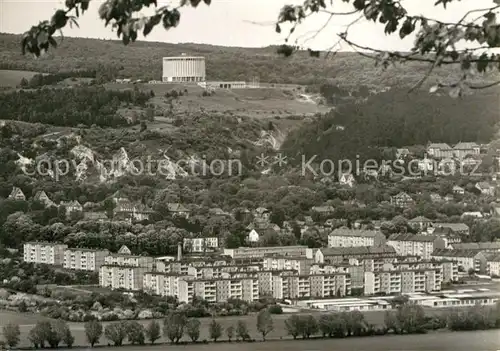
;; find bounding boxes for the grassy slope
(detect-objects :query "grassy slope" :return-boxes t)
[0,32,466,88]
[0,70,40,87]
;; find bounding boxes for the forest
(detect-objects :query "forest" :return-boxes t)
[283,88,500,163]
[0,86,152,127]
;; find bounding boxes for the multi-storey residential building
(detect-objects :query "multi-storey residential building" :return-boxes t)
[223,246,313,260]
[364,266,441,295]
[327,228,386,248]
[453,142,480,159]
[99,265,148,291]
[60,200,83,217]
[178,276,259,303]
[485,253,500,277]
[8,187,26,200]
[262,256,312,275]
[427,143,454,159]
[23,242,67,265]
[431,249,487,273]
[183,237,219,253]
[103,245,154,269]
[451,242,500,252]
[408,216,433,231]
[387,234,446,259]
[99,245,154,291]
[315,245,397,264]
[63,248,109,271]
[143,272,183,296]
[284,273,350,299]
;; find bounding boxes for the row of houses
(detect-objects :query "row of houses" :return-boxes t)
[427,142,481,159]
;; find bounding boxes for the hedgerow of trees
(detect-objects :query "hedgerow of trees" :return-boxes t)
[0,86,151,127]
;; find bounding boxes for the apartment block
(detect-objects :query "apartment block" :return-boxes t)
[485,253,500,277]
[432,249,487,273]
[23,242,68,265]
[387,234,446,259]
[364,267,441,295]
[143,272,183,297]
[99,245,154,291]
[183,237,219,253]
[328,229,386,248]
[99,265,147,291]
[315,245,397,264]
[223,246,313,259]
[103,245,154,270]
[262,256,312,275]
[63,248,109,271]
[178,276,259,303]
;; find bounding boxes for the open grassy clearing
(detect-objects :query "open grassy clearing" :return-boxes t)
[0,70,41,87]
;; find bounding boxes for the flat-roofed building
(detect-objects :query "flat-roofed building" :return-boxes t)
[63,248,109,272]
[328,229,386,248]
[223,246,312,260]
[23,242,67,265]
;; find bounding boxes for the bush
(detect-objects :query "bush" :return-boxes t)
[268,304,283,314]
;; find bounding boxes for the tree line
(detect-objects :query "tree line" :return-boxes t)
[3,303,500,348]
[19,70,98,89]
[0,86,152,127]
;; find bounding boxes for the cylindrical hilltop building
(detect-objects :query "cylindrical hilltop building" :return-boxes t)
[162,54,206,83]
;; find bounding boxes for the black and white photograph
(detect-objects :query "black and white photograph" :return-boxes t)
[0,0,500,350]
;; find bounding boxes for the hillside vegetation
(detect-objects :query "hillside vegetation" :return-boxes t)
[282,88,500,164]
[0,33,467,88]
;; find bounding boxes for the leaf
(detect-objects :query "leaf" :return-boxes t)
[48,36,58,48]
[429,85,439,93]
[203,0,211,4]
[190,0,202,7]
[275,23,281,33]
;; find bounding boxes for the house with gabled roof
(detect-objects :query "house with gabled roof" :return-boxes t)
[339,173,356,187]
[453,142,480,159]
[452,185,465,195]
[8,187,25,201]
[432,222,470,236]
[60,200,83,217]
[33,190,55,207]
[311,205,335,215]
[390,192,414,208]
[253,207,270,221]
[427,143,454,159]
[408,216,433,231]
[166,203,190,218]
[83,211,108,222]
[475,182,495,196]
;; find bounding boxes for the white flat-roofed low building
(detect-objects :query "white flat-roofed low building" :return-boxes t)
[23,242,68,265]
[63,248,109,272]
[162,55,206,83]
[297,298,390,312]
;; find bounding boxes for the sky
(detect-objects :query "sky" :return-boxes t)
[0,0,498,50]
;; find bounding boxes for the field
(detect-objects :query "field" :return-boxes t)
[0,308,465,348]
[0,69,40,87]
